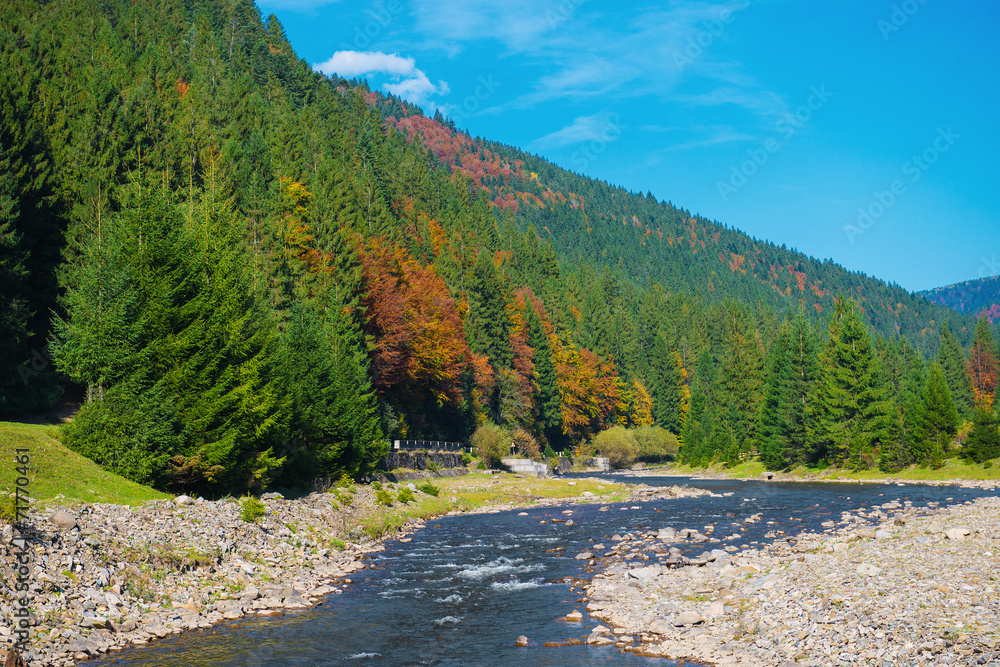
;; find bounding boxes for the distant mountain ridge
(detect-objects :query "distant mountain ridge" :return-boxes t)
[919,275,1000,323]
[370,94,980,353]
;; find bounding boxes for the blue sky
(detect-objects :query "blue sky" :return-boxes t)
[259,0,1000,293]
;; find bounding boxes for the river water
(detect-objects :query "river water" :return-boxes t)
[91,476,998,666]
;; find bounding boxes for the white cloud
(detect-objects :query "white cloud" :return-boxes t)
[314,50,417,78]
[532,111,623,150]
[313,50,448,108]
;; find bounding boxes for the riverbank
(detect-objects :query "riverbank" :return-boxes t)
[0,470,652,665]
[582,494,1000,666]
[627,459,1000,490]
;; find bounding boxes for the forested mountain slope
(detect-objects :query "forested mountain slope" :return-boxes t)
[1,0,997,495]
[373,96,973,354]
[920,275,1000,323]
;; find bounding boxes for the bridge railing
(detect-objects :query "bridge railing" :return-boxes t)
[392,440,467,452]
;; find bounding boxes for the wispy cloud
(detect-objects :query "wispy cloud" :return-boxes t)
[313,50,449,108]
[411,0,785,126]
[531,111,624,149]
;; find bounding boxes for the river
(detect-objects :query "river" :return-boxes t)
[90,476,998,666]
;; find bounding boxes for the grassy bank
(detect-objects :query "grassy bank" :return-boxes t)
[0,421,170,505]
[656,457,1000,483]
[354,472,633,540]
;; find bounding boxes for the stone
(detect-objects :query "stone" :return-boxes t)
[174,495,195,506]
[875,529,891,539]
[564,610,583,622]
[627,565,661,581]
[515,635,529,647]
[673,611,703,626]
[945,528,970,540]
[50,510,77,530]
[575,551,594,560]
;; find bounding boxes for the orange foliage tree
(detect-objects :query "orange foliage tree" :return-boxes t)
[357,239,472,409]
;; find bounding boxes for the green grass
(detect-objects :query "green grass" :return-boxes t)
[661,456,1000,483]
[0,421,169,506]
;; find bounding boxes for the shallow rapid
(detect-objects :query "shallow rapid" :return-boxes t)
[91,476,998,666]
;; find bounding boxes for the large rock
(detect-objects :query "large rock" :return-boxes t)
[945,527,971,540]
[50,510,77,530]
[174,495,194,506]
[627,565,661,581]
[673,611,704,626]
[515,635,529,647]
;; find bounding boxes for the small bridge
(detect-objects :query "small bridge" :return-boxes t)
[391,439,467,452]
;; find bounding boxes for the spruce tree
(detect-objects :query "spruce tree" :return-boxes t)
[963,407,1000,463]
[526,305,561,438]
[649,334,688,435]
[782,310,818,465]
[759,321,790,470]
[937,322,974,418]
[812,299,897,469]
[921,362,958,462]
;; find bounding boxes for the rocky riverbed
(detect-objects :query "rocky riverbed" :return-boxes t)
[0,486,425,666]
[580,494,1000,666]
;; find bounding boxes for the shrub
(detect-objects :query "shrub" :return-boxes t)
[396,488,414,504]
[426,460,440,472]
[543,444,557,459]
[372,481,383,490]
[0,494,17,524]
[417,482,440,496]
[462,452,473,466]
[632,425,680,463]
[592,426,638,469]
[239,495,266,523]
[375,489,393,506]
[512,427,541,460]
[471,423,511,469]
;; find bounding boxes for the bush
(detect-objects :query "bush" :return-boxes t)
[632,426,680,463]
[592,426,638,469]
[471,423,511,469]
[372,481,383,490]
[396,488,414,504]
[375,488,393,506]
[462,452,473,466]
[0,494,17,524]
[512,427,541,460]
[543,444,557,459]
[239,495,266,523]
[417,482,440,496]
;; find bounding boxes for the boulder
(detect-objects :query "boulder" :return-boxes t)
[515,635,529,647]
[945,527,971,540]
[564,610,583,622]
[174,495,195,506]
[50,510,77,530]
[673,611,704,626]
[574,551,594,561]
[627,565,661,581]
